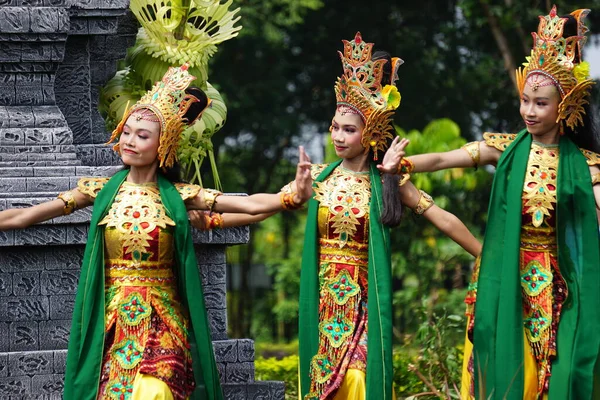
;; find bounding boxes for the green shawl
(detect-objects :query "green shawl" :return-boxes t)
[299,160,394,400]
[63,169,223,400]
[473,130,600,399]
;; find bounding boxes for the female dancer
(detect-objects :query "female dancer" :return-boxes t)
[0,65,313,400]
[382,7,600,399]
[195,33,482,400]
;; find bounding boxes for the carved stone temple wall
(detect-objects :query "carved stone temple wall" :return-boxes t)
[0,1,284,399]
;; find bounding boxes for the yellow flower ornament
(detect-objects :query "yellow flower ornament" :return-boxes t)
[382,85,401,110]
[573,61,590,83]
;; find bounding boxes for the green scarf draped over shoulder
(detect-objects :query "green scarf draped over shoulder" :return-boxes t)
[299,160,394,400]
[63,169,223,400]
[473,130,600,399]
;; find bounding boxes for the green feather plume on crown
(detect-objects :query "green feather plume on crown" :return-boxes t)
[99,0,242,188]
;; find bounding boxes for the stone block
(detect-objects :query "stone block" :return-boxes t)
[74,165,120,176]
[53,349,66,373]
[0,273,13,296]
[48,295,75,320]
[26,177,70,192]
[33,167,76,177]
[39,320,70,350]
[31,373,64,394]
[88,18,118,35]
[2,297,48,322]
[33,106,64,128]
[55,64,89,94]
[13,272,40,296]
[65,224,88,244]
[0,42,21,63]
[45,247,83,271]
[15,86,45,106]
[213,340,237,363]
[21,42,53,63]
[42,85,56,105]
[247,382,277,400]
[50,127,71,145]
[0,178,27,193]
[0,106,8,128]
[0,322,9,352]
[0,248,44,273]
[202,284,226,310]
[207,309,227,341]
[40,270,79,295]
[198,260,226,286]
[0,167,33,177]
[196,245,226,265]
[14,74,40,86]
[237,339,255,362]
[15,226,66,246]
[95,146,120,165]
[8,106,34,128]
[0,353,7,377]
[9,351,53,376]
[0,7,30,33]
[67,17,88,35]
[0,128,25,145]
[223,383,248,400]
[9,321,39,351]
[0,230,15,246]
[57,35,90,66]
[24,128,52,145]
[30,8,60,33]
[0,84,16,106]
[225,362,254,384]
[0,375,30,395]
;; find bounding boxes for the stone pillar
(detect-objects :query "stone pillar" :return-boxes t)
[0,2,285,399]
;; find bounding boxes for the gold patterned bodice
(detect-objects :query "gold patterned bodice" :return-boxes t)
[77,177,201,287]
[521,142,558,248]
[312,165,371,267]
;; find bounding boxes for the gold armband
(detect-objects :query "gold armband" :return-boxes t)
[592,173,600,185]
[280,192,303,211]
[461,141,480,167]
[413,190,434,215]
[203,188,222,211]
[57,190,77,215]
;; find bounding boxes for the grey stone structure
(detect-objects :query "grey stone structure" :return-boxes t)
[0,1,284,399]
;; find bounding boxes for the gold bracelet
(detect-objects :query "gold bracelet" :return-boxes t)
[57,190,77,215]
[592,173,600,185]
[280,192,303,210]
[461,141,481,167]
[396,157,415,175]
[203,188,222,211]
[209,213,224,229]
[413,190,434,215]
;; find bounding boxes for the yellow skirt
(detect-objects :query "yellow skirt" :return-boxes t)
[460,325,546,400]
[300,368,397,400]
[131,373,175,400]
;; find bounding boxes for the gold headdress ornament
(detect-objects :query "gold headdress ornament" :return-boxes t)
[516,5,594,132]
[107,64,210,168]
[334,32,403,159]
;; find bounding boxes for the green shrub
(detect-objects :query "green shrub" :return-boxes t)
[255,355,299,400]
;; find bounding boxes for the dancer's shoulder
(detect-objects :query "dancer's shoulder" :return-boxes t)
[482,132,518,152]
[77,177,109,198]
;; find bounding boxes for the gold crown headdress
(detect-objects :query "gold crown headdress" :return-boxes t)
[107,64,209,168]
[516,5,594,131]
[334,32,403,159]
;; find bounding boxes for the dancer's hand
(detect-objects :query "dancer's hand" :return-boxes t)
[294,146,313,203]
[377,136,410,174]
[188,210,211,231]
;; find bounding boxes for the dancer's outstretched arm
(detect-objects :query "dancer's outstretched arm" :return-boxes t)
[400,181,482,257]
[0,190,93,231]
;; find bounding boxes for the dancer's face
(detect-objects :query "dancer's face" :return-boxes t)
[119,111,161,168]
[330,109,366,160]
[520,75,561,139]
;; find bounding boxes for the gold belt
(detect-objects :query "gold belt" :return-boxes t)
[105,260,175,286]
[520,225,557,251]
[319,238,368,266]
